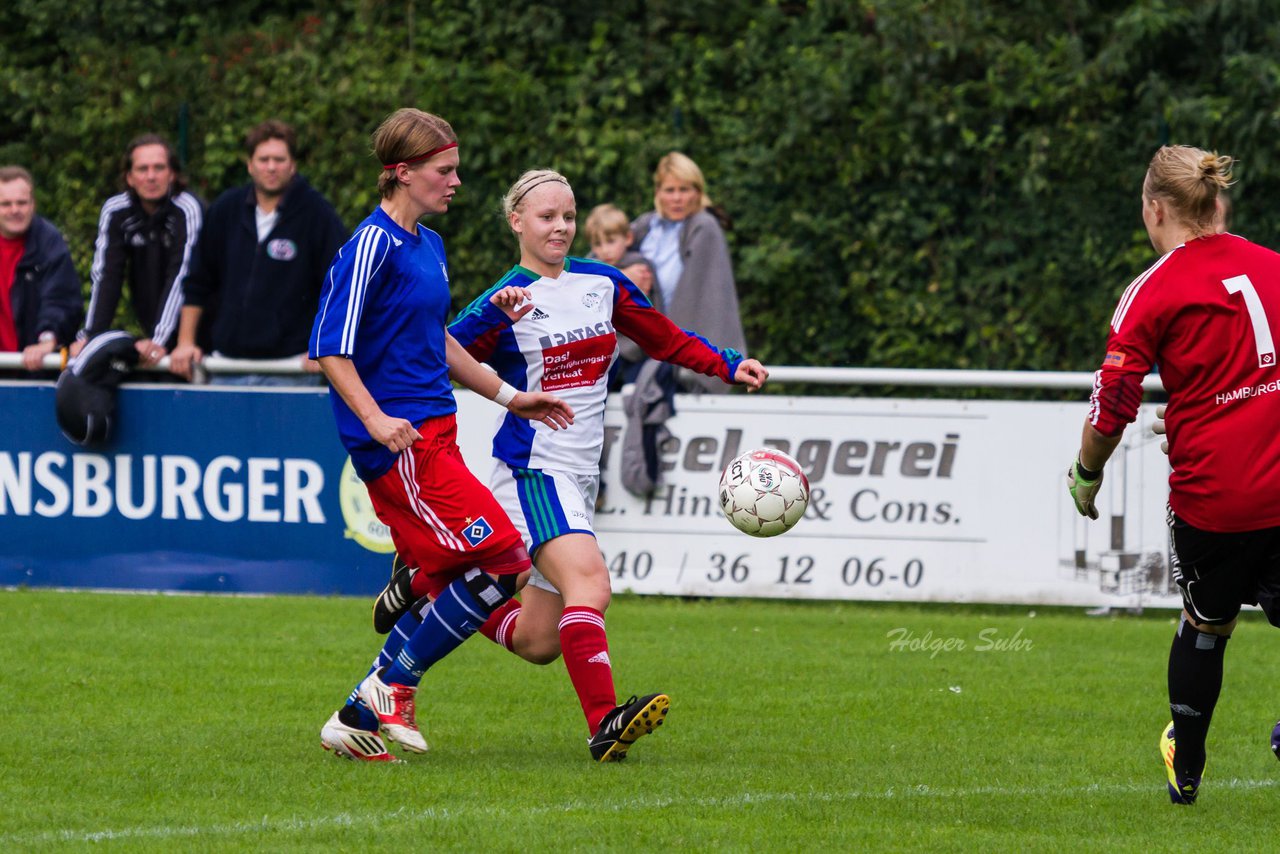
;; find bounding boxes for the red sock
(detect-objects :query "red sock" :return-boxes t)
[559,606,616,732]
[478,599,522,651]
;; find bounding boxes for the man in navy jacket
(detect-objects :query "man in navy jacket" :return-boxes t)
[0,165,83,372]
[169,120,346,384]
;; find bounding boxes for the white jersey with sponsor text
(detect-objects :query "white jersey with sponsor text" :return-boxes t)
[449,257,741,474]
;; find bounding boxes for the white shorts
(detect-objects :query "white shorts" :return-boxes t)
[489,462,599,593]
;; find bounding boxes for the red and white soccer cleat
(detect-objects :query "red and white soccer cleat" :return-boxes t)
[320,710,401,763]
[358,671,429,753]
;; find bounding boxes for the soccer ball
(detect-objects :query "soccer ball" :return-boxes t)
[718,448,810,537]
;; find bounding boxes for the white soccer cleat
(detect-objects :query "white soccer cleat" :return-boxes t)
[320,710,401,763]
[358,671,429,753]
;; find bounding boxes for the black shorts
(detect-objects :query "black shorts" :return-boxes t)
[1168,507,1280,626]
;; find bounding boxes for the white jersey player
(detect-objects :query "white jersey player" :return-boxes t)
[394,169,768,762]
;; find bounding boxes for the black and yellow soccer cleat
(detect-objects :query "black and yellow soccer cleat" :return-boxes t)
[1161,721,1201,805]
[588,693,670,762]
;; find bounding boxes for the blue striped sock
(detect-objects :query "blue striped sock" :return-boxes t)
[344,608,425,730]
[382,572,492,687]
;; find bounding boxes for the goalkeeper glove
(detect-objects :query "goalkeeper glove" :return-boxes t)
[1152,404,1168,454]
[1067,457,1103,520]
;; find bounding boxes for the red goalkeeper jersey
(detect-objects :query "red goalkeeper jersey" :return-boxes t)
[1090,232,1280,532]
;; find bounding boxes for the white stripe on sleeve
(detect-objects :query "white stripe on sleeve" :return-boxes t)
[152,192,203,346]
[83,194,132,338]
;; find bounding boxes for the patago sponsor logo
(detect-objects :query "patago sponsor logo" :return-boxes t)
[537,320,615,350]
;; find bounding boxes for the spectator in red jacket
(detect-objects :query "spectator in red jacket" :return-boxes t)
[0,165,82,372]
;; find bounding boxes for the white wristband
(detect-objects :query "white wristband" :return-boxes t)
[493,381,518,408]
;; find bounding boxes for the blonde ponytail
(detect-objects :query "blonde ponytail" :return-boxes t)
[1144,145,1235,233]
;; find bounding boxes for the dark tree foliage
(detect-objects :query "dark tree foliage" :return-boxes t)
[4,0,1279,376]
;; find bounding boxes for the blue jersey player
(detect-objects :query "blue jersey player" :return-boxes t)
[371,170,768,762]
[313,109,573,762]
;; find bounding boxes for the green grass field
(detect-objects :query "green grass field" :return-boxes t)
[2,590,1279,852]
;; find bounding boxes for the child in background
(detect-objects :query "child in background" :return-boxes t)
[585,204,657,303]
[584,204,663,510]
[584,204,658,387]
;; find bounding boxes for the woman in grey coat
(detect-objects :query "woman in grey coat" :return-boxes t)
[632,151,748,393]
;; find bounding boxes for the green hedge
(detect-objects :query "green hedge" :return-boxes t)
[4,0,1279,375]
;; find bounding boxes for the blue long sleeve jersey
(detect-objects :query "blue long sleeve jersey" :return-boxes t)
[310,207,456,481]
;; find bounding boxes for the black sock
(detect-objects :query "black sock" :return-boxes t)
[1167,615,1229,781]
[337,703,364,729]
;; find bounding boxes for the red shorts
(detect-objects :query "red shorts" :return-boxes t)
[365,414,530,597]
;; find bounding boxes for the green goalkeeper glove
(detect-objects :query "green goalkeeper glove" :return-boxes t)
[1067,457,1103,520]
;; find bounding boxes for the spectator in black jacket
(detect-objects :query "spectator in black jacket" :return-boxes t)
[76,134,205,368]
[170,120,346,385]
[0,165,82,372]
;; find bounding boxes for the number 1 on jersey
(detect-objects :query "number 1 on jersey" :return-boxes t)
[1222,275,1276,368]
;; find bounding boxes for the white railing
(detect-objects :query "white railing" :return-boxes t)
[0,352,303,379]
[766,366,1166,391]
[0,352,1168,391]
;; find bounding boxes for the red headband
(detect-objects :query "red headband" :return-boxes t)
[383,141,458,170]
